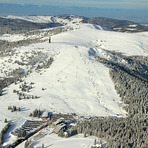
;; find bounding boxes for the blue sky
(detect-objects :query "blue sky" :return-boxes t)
[0,0,148,23]
[0,0,148,9]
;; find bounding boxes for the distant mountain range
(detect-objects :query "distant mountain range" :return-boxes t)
[0,15,148,35]
[0,3,148,24]
[0,17,62,35]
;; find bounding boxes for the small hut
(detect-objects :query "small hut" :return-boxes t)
[54,123,67,134]
[41,111,48,120]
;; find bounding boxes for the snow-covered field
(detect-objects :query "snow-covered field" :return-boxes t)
[16,132,102,148]
[0,21,148,146]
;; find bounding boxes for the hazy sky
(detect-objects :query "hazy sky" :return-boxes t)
[0,0,148,9]
[0,0,148,23]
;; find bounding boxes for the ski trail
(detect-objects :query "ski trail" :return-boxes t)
[75,46,109,114]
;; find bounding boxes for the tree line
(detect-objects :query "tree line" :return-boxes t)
[72,54,148,147]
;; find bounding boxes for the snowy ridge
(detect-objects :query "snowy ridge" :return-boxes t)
[2,15,54,23]
[2,15,83,25]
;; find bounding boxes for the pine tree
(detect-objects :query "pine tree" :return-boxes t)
[0,89,2,96]
[42,143,44,148]
[22,130,26,137]
[4,118,7,123]
[94,139,97,145]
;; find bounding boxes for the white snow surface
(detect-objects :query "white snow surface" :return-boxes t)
[16,133,101,148]
[2,15,54,23]
[1,15,83,24]
[0,23,148,146]
[129,24,137,27]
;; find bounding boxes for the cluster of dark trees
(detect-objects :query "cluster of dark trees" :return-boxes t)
[0,77,16,91]
[0,24,73,54]
[0,38,45,53]
[13,89,36,100]
[13,82,39,100]
[19,82,33,92]
[124,56,148,80]
[8,105,21,112]
[36,57,54,71]
[110,67,147,116]
[29,109,41,118]
[14,60,26,66]
[17,130,26,138]
[73,114,147,147]
[0,42,15,57]
[18,95,38,100]
[24,139,42,148]
[24,139,34,148]
[0,74,24,98]
[73,54,148,147]
[0,122,11,146]
[82,16,148,32]
[7,68,25,77]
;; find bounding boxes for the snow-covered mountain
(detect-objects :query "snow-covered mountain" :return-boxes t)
[2,15,83,25]
[0,16,148,147]
[1,14,148,34]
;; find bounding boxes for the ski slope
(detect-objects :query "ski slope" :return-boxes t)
[0,22,148,146]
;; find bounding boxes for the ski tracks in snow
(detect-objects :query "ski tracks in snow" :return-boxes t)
[75,46,111,115]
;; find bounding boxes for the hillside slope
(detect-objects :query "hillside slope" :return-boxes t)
[1,15,148,33]
[0,23,148,146]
